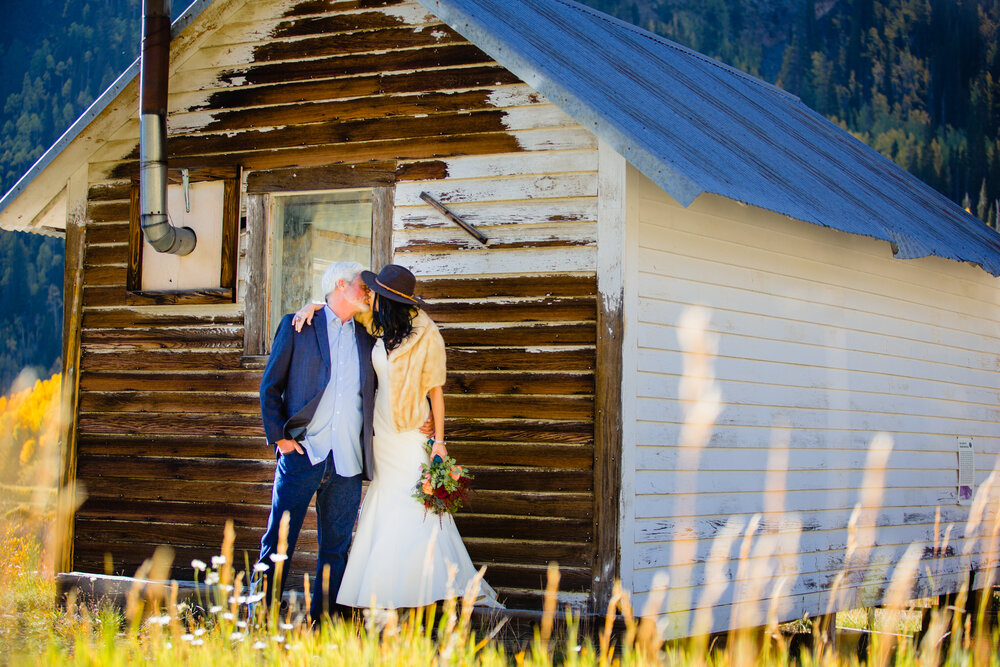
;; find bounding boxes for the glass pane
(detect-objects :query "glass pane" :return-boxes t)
[269,190,373,339]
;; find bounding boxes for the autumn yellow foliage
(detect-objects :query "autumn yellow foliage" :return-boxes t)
[0,373,61,489]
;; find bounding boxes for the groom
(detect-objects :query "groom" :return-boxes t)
[256,260,375,622]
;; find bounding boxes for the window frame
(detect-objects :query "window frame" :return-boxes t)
[242,163,395,356]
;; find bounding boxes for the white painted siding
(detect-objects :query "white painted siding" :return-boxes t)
[622,165,1000,636]
[392,146,597,276]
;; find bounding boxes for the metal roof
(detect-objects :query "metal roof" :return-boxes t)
[420,0,1000,276]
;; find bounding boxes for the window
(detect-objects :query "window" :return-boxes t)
[241,163,395,356]
[268,190,373,337]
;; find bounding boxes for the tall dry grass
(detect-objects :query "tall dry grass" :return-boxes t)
[2,311,1000,666]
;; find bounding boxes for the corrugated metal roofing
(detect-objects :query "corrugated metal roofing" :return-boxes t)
[420,0,1000,276]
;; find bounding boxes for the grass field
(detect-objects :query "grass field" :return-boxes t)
[0,508,998,666]
[2,340,999,665]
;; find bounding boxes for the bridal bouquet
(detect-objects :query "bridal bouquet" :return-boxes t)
[412,439,473,516]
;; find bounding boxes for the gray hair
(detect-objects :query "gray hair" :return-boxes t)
[321,261,364,298]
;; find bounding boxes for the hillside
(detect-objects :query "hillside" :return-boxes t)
[0,0,191,394]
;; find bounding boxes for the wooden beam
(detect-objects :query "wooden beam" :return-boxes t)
[56,169,88,575]
[125,287,235,306]
[245,162,394,193]
[242,193,270,355]
[591,143,626,612]
[372,185,394,271]
[219,168,241,300]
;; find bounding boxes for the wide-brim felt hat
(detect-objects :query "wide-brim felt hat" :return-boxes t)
[361,264,426,307]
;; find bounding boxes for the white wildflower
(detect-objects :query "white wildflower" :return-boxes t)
[253,641,266,650]
[191,559,207,571]
[181,634,194,642]
[222,612,235,621]
[253,563,269,573]
[280,622,293,631]
[271,634,284,643]
[211,555,227,567]
[205,572,219,586]
[194,628,206,637]
[269,553,288,563]
[230,632,245,641]
[209,605,222,614]
[237,621,247,629]
[192,639,204,647]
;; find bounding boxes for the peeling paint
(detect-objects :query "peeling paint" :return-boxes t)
[487,87,548,108]
[381,4,437,26]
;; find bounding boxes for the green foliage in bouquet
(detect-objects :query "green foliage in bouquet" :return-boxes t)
[412,439,473,516]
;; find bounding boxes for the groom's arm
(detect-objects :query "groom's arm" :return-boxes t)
[260,314,295,446]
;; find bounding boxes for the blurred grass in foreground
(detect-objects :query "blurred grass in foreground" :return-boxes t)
[0,520,997,667]
[1,326,999,665]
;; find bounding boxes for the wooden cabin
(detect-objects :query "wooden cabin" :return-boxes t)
[1,0,998,636]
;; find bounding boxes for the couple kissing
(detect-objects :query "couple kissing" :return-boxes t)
[255,261,500,622]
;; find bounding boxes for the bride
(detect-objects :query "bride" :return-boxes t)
[296,264,500,610]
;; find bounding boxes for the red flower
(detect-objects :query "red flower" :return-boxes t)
[435,486,448,499]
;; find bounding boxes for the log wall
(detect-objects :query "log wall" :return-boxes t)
[74,0,601,610]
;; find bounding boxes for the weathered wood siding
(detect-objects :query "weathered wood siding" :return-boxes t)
[621,166,1000,635]
[74,0,600,610]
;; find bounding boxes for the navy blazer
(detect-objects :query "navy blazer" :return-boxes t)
[259,309,376,480]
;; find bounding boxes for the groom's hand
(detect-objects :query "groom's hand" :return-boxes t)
[419,412,434,437]
[275,438,305,455]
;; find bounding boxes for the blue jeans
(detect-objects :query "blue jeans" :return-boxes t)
[256,450,362,622]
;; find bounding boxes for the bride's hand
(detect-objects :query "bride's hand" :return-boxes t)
[292,303,324,332]
[430,440,448,462]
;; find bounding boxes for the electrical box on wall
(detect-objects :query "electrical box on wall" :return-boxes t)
[957,437,974,505]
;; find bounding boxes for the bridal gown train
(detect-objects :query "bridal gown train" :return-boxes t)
[337,338,500,609]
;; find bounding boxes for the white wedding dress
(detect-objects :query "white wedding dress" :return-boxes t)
[337,339,501,609]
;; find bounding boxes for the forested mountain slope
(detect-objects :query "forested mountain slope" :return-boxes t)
[0,0,189,393]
